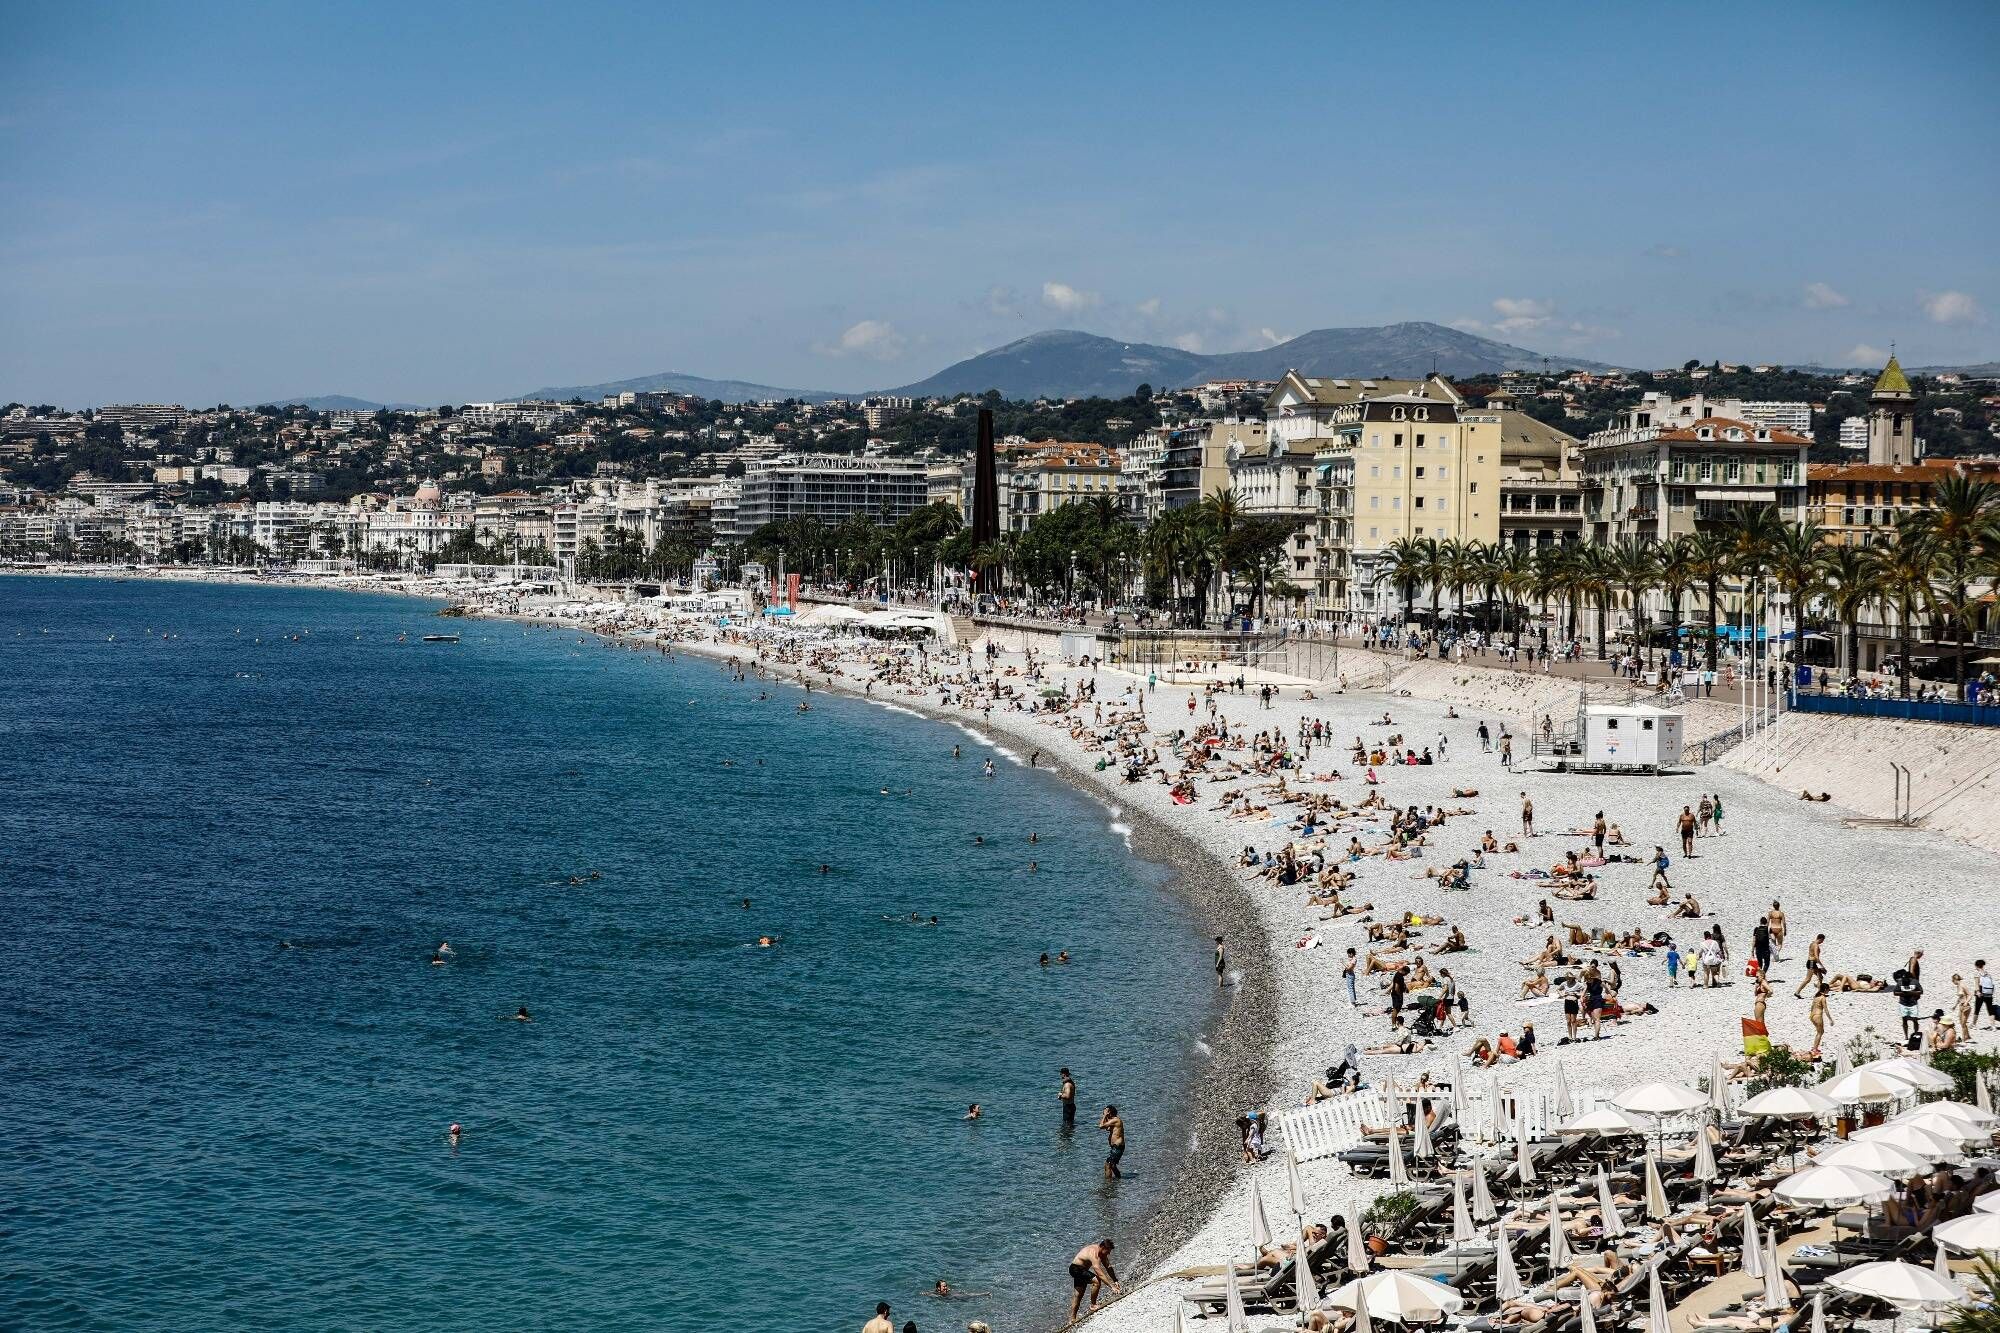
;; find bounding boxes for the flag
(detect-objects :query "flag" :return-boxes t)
[1741,1017,1770,1058]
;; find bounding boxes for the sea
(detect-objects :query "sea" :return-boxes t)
[0,575,1219,1331]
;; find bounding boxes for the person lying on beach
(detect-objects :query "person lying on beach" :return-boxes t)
[1547,1251,1631,1295]
[1798,790,1833,802]
[1363,1014,1431,1055]
[1826,973,1886,992]
[1253,1223,1331,1271]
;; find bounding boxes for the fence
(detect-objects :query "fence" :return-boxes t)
[1788,690,2000,728]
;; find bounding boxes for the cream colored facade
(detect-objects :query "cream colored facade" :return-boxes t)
[1263,371,1500,616]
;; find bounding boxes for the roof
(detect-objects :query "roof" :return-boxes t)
[1655,416,1811,446]
[1486,409,1579,453]
[1873,355,1913,397]
[1268,370,1467,410]
[1808,464,1935,485]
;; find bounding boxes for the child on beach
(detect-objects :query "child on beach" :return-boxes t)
[1666,942,1682,987]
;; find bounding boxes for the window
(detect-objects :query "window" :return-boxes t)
[1641,719,1654,731]
[1415,434,1426,448]
[1415,466,1426,478]
[1392,465,1402,479]
[1370,433,1380,446]
[1415,496,1425,509]
[1437,497,1448,512]
[1391,496,1402,510]
[1606,718,1619,730]
[1438,465,1449,479]
[1393,433,1404,447]
[1369,526,1378,539]
[1370,495,1380,510]
[1468,481,1477,494]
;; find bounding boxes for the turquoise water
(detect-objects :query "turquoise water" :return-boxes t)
[0,576,1215,1331]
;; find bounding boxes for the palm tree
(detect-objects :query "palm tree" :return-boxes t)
[1380,535,1429,626]
[1200,487,1242,617]
[1656,535,1698,665]
[1686,531,1735,669]
[1497,544,1535,647]
[1819,543,1874,679]
[1573,545,1617,660]
[1766,523,1826,681]
[1918,477,2000,700]
[1610,538,1661,665]
[1864,517,1939,700]
[1724,504,1787,663]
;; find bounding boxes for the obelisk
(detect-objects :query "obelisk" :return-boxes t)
[971,406,999,594]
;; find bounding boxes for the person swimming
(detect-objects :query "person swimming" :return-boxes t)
[511,1007,532,1021]
[448,1122,461,1146]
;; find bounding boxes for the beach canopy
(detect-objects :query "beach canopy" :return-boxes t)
[1615,1081,1708,1116]
[1894,1108,1990,1144]
[1250,1179,1275,1254]
[1934,1212,2000,1255]
[1853,1121,1964,1163]
[1817,1139,1934,1176]
[1774,1164,1896,1207]
[1858,1058,1956,1094]
[1597,1166,1627,1239]
[1494,1216,1523,1301]
[1330,1271,1467,1323]
[1739,1086,1837,1119]
[1296,1221,1322,1313]
[1902,1098,1999,1127]
[1825,1260,1961,1309]
[1471,1163,1498,1222]
[1643,1151,1670,1220]
[1818,1069,1918,1104]
[1974,1190,2000,1215]
[1565,1106,1648,1137]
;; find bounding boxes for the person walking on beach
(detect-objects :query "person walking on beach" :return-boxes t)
[1058,1068,1077,1131]
[1678,806,1697,858]
[1710,793,1725,835]
[1478,720,1491,753]
[1098,1105,1125,1180]
[1977,960,1998,1028]
[1807,984,1831,1059]
[1697,794,1714,836]
[1767,901,1787,959]
[1592,811,1606,855]
[1500,735,1512,766]
[1795,935,1827,999]
[1520,794,1534,838]
[1214,936,1227,986]
[1066,1238,1120,1322]
[1752,919,1772,979]
[1343,947,1359,1006]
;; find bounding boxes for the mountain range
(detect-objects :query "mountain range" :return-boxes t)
[514,370,845,406]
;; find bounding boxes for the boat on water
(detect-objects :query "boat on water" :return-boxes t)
[421,634,460,643]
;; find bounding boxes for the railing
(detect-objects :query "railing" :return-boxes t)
[1788,690,2000,728]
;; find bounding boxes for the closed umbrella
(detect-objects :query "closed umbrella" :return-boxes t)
[1547,1193,1571,1268]
[1826,1259,1961,1310]
[1935,1241,1952,1284]
[1494,1215,1524,1300]
[1979,1074,1992,1116]
[1693,1127,1720,1185]
[1352,1282,1376,1333]
[1934,1212,2000,1255]
[1809,1293,1827,1333]
[1741,1207,1763,1279]
[1577,1283,1599,1333]
[1565,1106,1649,1137]
[1515,1131,1536,1185]
[1388,1125,1410,1187]
[1552,1066,1572,1126]
[1740,1086,1837,1118]
[1489,1075,1505,1140]
[1710,1055,1732,1115]
[1472,1163,1498,1222]
[1645,1259,1671,1333]
[1761,1234,1786,1310]
[1330,1271,1467,1323]
[1452,1174,1477,1246]
[1296,1221,1322,1316]
[1413,1101,1436,1161]
[1597,1166,1627,1239]
[1345,1198,1368,1274]
[1286,1149,1309,1221]
[1818,1139,1934,1176]
[1643,1151,1670,1220]
[1776,1164,1896,1207]
[1616,1081,1708,1116]
[1853,1121,1963,1163]
[1225,1263,1250,1333]
[1252,1179,1276,1254]
[1449,1052,1467,1122]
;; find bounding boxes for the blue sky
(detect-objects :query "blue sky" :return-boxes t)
[2,0,1995,406]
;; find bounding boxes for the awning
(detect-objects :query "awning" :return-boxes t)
[1697,489,1777,503]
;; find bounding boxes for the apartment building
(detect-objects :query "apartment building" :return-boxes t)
[1807,457,2000,548]
[728,453,932,539]
[1580,404,1810,544]
[968,441,1125,534]
[1461,409,1585,551]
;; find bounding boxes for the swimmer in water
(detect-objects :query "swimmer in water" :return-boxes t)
[1057,950,1070,964]
[448,1122,462,1146]
[1029,861,1038,873]
[1040,952,1051,967]
[1029,832,1039,843]
[983,759,995,777]
[757,935,777,948]
[964,1104,981,1121]
[973,835,984,846]
[511,1007,532,1022]
[818,864,830,874]
[437,942,454,957]
[741,898,752,909]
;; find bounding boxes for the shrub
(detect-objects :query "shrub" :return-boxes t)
[1930,1049,2000,1104]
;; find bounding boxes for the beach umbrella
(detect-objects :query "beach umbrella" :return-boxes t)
[1251,1179,1276,1254]
[1860,1058,1956,1094]
[1547,1192,1571,1268]
[1741,1214,1764,1282]
[1819,1068,1917,1104]
[1895,1108,1989,1144]
[1597,1166,1627,1239]
[1775,1164,1896,1207]
[1853,1121,1964,1163]
[1514,1131,1535,1185]
[1693,1126,1720,1185]
[1975,1190,2000,1216]
[1225,1263,1250,1333]
[1471,1163,1498,1223]
[1489,1074,1505,1140]
[1577,1284,1599,1333]
[1449,1050,1467,1121]
[1494,1213,1524,1300]
[1903,1098,2000,1128]
[1643,1151,1670,1220]
[1761,1234,1787,1310]
[1616,1081,1708,1116]
[1329,1271,1466,1323]
[1296,1221,1322,1316]
[1452,1174,1477,1246]
[1818,1139,1934,1176]
[1740,1086,1837,1119]
[1936,1241,1953,1283]
[1387,1125,1410,1187]
[1835,1048,1852,1078]
[1412,1102,1436,1160]
[1809,1293,1827,1333]
[1564,1106,1648,1137]
[1286,1148,1308,1221]
[1645,1259,1671,1333]
[1826,1260,1961,1310]
[1173,1300,1191,1333]
[1710,1054,1732,1115]
[1552,1066,1572,1126]
[1934,1212,2000,1255]
[1351,1281,1377,1333]
[1979,1074,1992,1116]
[1345,1198,1368,1274]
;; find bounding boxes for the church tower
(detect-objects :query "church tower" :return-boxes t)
[1867,353,1916,466]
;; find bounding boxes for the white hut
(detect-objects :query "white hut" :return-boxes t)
[1577,703,1683,771]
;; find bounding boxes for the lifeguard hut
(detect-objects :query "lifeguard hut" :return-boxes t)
[1533,700,1684,774]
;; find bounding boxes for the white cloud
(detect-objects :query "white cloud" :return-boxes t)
[1171,332,1205,353]
[1849,343,1888,364]
[1486,297,1556,337]
[1135,296,1161,317]
[1923,290,1981,324]
[984,284,1021,318]
[1256,327,1287,348]
[813,319,907,361]
[1803,282,1849,310]
[1041,281,1100,314]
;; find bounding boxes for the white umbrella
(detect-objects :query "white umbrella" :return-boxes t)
[1351,1283,1376,1333]
[1452,1174,1477,1246]
[1494,1215,1523,1300]
[1979,1074,1992,1116]
[1895,1108,1990,1144]
[1252,1179,1276,1254]
[1387,1125,1410,1187]
[1286,1148,1309,1220]
[1330,1271,1467,1323]
[1547,1193,1571,1268]
[1345,1198,1368,1274]
[1296,1221,1322,1316]
[1740,1086,1837,1118]
[1489,1074,1506,1141]
[1693,1127,1720,1185]
[1819,1139,1934,1175]
[1225,1263,1250,1332]
[1577,1284,1598,1333]
[1904,1098,2000,1128]
[1975,1190,2000,1216]
[1809,1292,1827,1333]
[1471,1163,1497,1222]
[1935,1212,2000,1254]
[1775,1164,1896,1207]
[1860,1058,1956,1094]
[1819,1068,1917,1104]
[1710,1054,1732,1115]
[1172,1298,1191,1333]
[1515,1131,1536,1185]
[1835,1048,1852,1078]
[1643,1151,1671,1220]
[1741,1207,1764,1279]
[1853,1121,1964,1163]
[1761,1234,1787,1310]
[1449,1052,1467,1122]
[1412,1101,1436,1160]
[1597,1166,1627,1239]
[1552,1066,1573,1126]
[1565,1106,1649,1137]
[1936,1241,1953,1284]
[1616,1081,1708,1116]
[1645,1259,1671,1333]
[1826,1259,1962,1309]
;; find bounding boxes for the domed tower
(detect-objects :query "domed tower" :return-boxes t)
[1867,353,1915,467]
